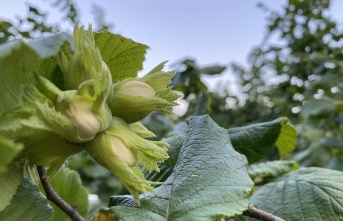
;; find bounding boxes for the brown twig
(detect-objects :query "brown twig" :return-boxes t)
[243,204,285,221]
[37,165,86,221]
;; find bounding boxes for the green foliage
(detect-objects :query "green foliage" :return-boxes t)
[248,160,299,181]
[108,115,253,220]
[0,22,179,218]
[1,0,343,220]
[248,167,343,221]
[228,117,297,163]
[145,117,297,184]
[44,167,89,220]
[94,31,149,83]
[0,33,70,124]
[228,0,343,168]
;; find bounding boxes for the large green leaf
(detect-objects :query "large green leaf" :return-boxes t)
[0,137,23,174]
[0,165,22,212]
[108,115,254,220]
[147,117,297,184]
[228,117,297,163]
[0,176,53,221]
[94,31,149,83]
[249,167,343,221]
[42,167,89,220]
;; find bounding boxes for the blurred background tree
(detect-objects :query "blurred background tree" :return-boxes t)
[173,0,343,169]
[2,0,343,213]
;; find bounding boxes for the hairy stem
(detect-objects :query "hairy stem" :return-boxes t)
[37,165,85,221]
[243,204,285,221]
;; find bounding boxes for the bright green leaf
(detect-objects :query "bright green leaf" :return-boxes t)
[0,164,22,212]
[228,117,297,163]
[250,167,343,221]
[0,176,53,221]
[108,115,254,220]
[0,137,23,174]
[248,160,299,180]
[275,118,297,159]
[94,30,149,83]
[42,167,89,220]
[141,62,179,104]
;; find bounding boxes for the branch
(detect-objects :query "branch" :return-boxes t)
[243,204,285,221]
[37,165,86,221]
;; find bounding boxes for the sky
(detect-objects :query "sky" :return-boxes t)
[1,0,343,95]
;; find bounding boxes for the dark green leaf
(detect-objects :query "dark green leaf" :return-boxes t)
[228,117,297,163]
[109,115,254,220]
[250,167,343,221]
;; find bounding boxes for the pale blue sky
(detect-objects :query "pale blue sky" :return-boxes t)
[1,0,343,94]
